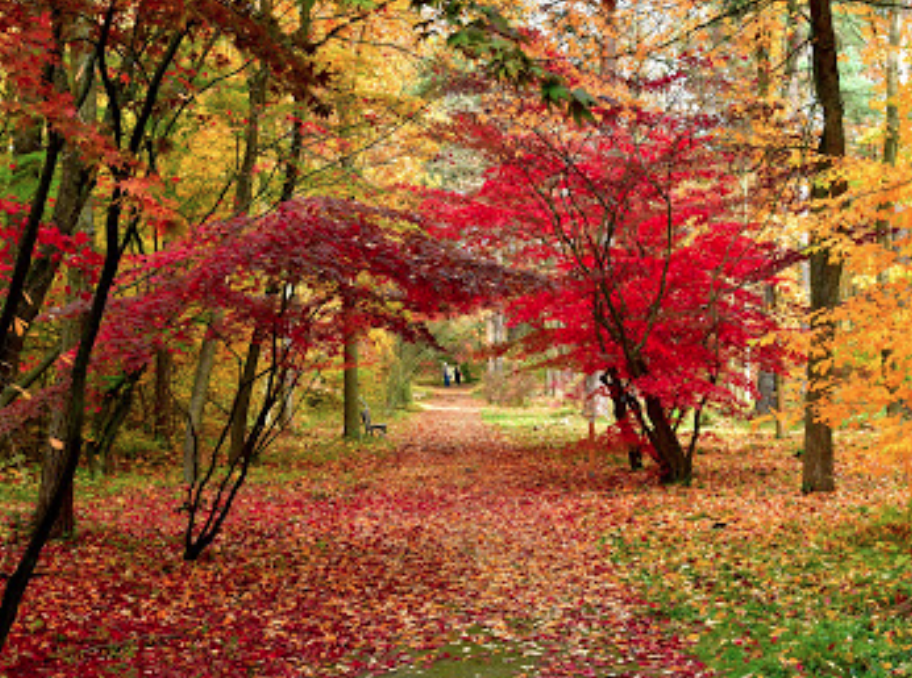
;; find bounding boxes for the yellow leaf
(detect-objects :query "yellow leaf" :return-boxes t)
[49,438,64,450]
[13,317,27,336]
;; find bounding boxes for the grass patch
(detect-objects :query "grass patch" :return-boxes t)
[482,405,589,447]
[602,464,912,677]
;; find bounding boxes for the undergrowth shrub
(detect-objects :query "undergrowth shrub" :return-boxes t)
[483,371,539,406]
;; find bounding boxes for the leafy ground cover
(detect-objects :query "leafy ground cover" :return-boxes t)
[485,411,912,677]
[0,389,908,677]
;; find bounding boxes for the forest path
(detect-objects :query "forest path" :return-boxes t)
[0,387,712,678]
[355,386,712,677]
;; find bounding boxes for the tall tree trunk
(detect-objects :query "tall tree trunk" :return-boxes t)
[880,7,902,418]
[265,1,313,429]
[36,196,93,535]
[644,395,690,483]
[187,15,271,470]
[228,17,270,463]
[803,0,846,493]
[342,293,361,439]
[337,19,371,436]
[754,13,781,425]
[770,0,803,441]
[34,17,97,537]
[882,9,900,173]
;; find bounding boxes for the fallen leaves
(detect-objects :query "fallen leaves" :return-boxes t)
[4,390,907,676]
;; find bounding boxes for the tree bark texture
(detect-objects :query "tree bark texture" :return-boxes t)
[183,331,218,485]
[644,395,691,483]
[803,0,846,493]
[153,349,174,440]
[230,339,262,464]
[880,7,902,418]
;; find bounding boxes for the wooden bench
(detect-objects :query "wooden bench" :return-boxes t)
[360,399,387,437]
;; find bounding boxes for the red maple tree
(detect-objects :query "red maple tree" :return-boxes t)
[425,109,788,483]
[93,196,538,559]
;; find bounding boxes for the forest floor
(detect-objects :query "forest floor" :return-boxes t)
[1,387,911,677]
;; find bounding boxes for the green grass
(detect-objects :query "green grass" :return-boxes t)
[481,405,590,447]
[604,500,912,677]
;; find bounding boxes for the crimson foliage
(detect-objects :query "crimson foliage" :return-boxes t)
[103,196,536,375]
[425,111,786,482]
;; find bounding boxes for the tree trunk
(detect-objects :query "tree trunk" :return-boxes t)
[486,310,506,375]
[183,330,218,485]
[36,193,94,534]
[753,12,781,422]
[602,372,642,470]
[229,338,262,464]
[36,432,75,538]
[881,6,902,419]
[883,8,900,173]
[343,294,361,440]
[644,395,690,483]
[803,0,846,493]
[226,36,269,461]
[770,0,802,443]
[153,349,173,440]
[33,25,97,536]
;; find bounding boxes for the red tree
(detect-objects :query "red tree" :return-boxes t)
[95,196,537,559]
[426,110,787,483]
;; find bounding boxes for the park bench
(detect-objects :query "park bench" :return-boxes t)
[360,399,387,437]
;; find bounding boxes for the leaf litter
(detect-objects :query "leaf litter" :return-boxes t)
[3,389,904,677]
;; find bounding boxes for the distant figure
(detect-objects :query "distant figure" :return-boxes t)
[443,362,451,387]
[454,366,462,385]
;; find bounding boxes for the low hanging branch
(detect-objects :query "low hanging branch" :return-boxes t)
[106,195,542,560]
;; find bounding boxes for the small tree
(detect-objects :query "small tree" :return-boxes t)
[103,196,537,559]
